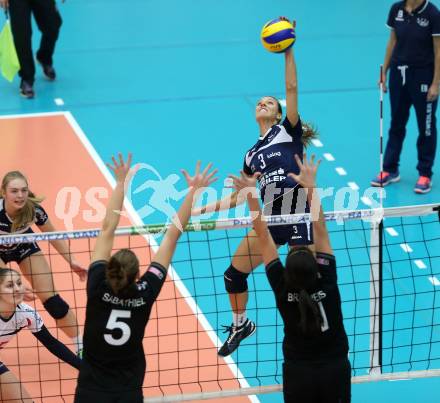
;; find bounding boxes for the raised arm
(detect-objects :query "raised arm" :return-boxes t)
[192,190,246,215]
[91,153,133,263]
[288,153,332,255]
[153,162,217,269]
[229,171,279,265]
[283,18,299,127]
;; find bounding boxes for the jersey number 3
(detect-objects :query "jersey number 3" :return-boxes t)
[104,309,131,346]
[257,154,266,169]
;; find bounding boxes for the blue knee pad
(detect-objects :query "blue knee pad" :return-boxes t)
[224,265,249,293]
[43,294,69,320]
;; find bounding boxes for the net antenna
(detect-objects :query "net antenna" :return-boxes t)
[379,64,385,209]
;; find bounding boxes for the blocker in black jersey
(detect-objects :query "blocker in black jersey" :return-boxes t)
[266,253,348,361]
[229,152,351,403]
[74,153,217,403]
[266,252,350,403]
[77,260,167,394]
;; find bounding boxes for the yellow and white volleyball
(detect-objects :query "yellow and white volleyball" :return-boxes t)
[260,18,296,53]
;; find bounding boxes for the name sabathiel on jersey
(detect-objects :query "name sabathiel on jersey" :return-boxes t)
[102,293,146,307]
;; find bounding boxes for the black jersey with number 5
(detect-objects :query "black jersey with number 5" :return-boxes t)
[78,260,167,391]
[266,253,349,361]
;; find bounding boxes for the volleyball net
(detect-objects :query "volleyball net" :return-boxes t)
[0,203,439,402]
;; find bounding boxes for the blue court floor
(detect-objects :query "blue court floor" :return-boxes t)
[1,1,439,402]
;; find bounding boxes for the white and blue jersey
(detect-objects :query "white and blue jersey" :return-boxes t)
[243,117,313,246]
[0,303,81,375]
[0,303,43,349]
[0,199,48,263]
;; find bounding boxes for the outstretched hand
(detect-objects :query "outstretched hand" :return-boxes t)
[279,16,296,29]
[279,17,296,54]
[228,171,260,195]
[181,161,218,190]
[288,153,321,189]
[71,260,88,281]
[106,153,135,184]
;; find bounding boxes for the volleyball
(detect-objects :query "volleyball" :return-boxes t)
[260,18,295,53]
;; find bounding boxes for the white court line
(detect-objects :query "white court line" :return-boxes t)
[400,243,413,253]
[428,276,440,286]
[414,260,427,269]
[279,99,286,107]
[62,111,258,402]
[386,227,399,237]
[361,196,372,206]
[389,379,412,382]
[348,182,359,190]
[311,139,323,147]
[336,167,347,176]
[54,98,65,106]
[323,153,335,161]
[0,111,65,119]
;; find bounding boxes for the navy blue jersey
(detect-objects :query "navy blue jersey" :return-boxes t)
[79,260,167,392]
[387,1,440,67]
[243,117,304,215]
[0,198,48,252]
[266,253,349,362]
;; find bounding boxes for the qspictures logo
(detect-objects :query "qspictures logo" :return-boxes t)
[54,162,386,232]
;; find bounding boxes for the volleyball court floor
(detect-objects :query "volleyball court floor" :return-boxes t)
[0,0,439,401]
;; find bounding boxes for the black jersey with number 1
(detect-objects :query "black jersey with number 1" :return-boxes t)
[78,260,167,392]
[266,253,349,361]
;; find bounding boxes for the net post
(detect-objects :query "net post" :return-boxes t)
[369,63,385,375]
[379,64,384,201]
[369,216,383,375]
